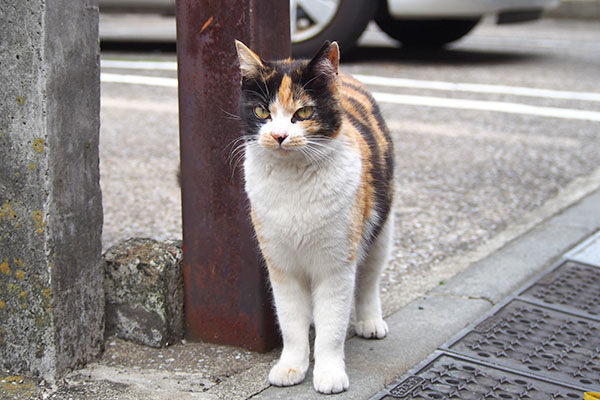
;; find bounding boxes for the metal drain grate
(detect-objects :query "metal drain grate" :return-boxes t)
[375,353,584,400]
[519,261,600,320]
[373,244,600,400]
[443,299,600,389]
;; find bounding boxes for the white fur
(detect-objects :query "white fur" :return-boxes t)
[244,120,391,394]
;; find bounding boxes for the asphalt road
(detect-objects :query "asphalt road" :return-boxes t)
[100,17,600,314]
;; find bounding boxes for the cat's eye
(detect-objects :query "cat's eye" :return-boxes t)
[293,106,314,121]
[254,106,270,119]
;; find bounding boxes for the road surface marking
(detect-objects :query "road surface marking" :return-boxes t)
[353,74,600,103]
[102,60,600,102]
[373,92,600,122]
[101,72,177,87]
[100,72,600,122]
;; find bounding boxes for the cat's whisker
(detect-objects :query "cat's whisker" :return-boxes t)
[300,74,321,92]
[229,143,246,167]
[305,139,335,159]
[306,139,334,152]
[224,135,248,156]
[262,76,270,98]
[301,143,334,170]
[252,78,270,101]
[242,88,268,103]
[226,136,256,179]
[230,152,245,179]
[218,106,241,121]
[299,147,323,170]
[228,149,244,174]
[230,141,259,180]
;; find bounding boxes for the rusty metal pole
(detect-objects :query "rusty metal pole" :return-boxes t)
[176,0,290,351]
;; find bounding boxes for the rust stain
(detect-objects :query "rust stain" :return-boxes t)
[200,16,214,34]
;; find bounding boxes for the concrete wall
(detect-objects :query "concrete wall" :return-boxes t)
[0,0,104,381]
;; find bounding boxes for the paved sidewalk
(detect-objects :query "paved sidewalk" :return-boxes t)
[1,190,598,400]
[249,189,600,400]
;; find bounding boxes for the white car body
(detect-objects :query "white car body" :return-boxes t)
[99,0,560,17]
[99,0,560,55]
[387,0,559,18]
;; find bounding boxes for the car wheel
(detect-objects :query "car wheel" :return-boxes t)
[375,18,480,48]
[291,0,377,59]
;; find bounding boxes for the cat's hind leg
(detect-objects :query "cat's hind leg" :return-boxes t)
[355,213,393,339]
[268,267,311,387]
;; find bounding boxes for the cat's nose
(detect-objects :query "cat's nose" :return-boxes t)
[272,133,287,145]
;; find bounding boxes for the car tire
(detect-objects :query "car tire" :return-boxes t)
[375,18,480,48]
[291,0,377,59]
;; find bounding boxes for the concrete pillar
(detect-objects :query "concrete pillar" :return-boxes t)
[0,0,104,382]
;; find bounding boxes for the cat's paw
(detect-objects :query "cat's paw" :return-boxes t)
[313,366,349,394]
[356,318,389,339]
[269,361,307,387]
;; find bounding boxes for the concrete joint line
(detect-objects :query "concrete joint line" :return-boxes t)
[430,292,495,306]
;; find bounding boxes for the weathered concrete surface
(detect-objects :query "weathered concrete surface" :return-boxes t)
[0,0,104,382]
[104,239,184,347]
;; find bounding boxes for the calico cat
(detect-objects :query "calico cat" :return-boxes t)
[235,40,394,394]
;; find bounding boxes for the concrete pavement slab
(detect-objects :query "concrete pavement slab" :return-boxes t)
[253,296,491,400]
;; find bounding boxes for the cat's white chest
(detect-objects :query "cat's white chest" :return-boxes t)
[244,143,361,269]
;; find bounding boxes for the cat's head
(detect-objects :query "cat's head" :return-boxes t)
[235,40,343,156]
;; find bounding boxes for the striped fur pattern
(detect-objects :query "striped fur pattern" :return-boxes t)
[236,40,394,394]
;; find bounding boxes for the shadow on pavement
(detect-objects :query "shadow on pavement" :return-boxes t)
[101,41,176,53]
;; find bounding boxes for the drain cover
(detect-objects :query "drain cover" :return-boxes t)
[443,299,600,389]
[520,261,600,321]
[374,353,584,399]
[373,243,600,400]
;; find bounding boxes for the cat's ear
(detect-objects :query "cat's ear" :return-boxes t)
[307,41,339,78]
[235,40,265,79]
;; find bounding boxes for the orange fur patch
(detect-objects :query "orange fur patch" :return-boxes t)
[340,73,390,168]
[278,75,294,106]
[337,72,393,261]
[344,122,375,262]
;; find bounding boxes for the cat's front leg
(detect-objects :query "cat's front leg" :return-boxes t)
[268,266,311,387]
[312,265,356,394]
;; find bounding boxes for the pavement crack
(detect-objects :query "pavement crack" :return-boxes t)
[432,292,495,306]
[468,295,495,306]
[246,384,273,399]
